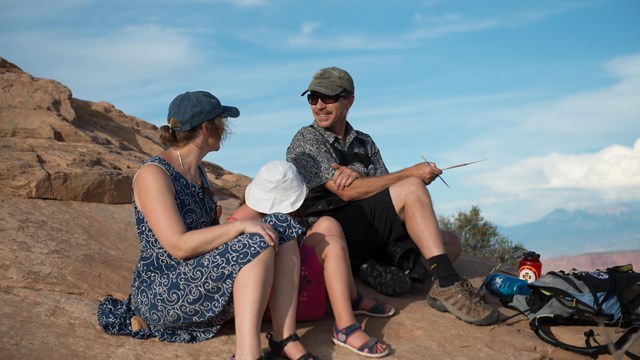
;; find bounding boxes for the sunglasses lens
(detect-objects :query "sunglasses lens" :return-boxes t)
[323,95,339,104]
[307,93,342,105]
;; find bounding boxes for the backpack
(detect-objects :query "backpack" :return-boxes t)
[263,244,326,321]
[506,264,640,359]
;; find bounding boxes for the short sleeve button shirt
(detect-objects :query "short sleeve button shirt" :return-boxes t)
[286,121,388,191]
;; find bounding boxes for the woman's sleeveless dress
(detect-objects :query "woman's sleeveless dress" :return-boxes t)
[97,156,305,343]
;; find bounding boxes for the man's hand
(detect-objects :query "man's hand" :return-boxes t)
[409,161,443,185]
[331,163,362,190]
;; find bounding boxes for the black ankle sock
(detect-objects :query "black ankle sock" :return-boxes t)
[426,254,460,288]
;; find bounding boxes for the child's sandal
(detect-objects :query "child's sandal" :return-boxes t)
[331,322,390,358]
[351,291,396,318]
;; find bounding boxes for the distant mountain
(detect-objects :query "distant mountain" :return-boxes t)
[499,203,640,259]
[542,251,640,272]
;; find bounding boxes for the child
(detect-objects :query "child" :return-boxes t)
[229,160,394,358]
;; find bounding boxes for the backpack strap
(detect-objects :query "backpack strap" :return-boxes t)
[531,315,640,359]
[578,270,618,315]
[545,271,617,323]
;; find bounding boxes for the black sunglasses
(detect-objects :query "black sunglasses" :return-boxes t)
[307,92,348,105]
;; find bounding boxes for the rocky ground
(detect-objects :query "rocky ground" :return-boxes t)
[1,57,636,359]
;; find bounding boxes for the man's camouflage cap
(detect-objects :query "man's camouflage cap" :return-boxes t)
[301,66,355,96]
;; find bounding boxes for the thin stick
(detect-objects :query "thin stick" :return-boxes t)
[442,159,486,171]
[421,155,450,188]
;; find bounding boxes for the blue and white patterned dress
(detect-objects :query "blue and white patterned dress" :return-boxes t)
[97,156,305,343]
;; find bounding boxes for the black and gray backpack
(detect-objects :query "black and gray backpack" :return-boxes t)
[506,265,640,359]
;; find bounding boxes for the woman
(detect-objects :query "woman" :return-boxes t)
[230,160,394,357]
[97,91,314,360]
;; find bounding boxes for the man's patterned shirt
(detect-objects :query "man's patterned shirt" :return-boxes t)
[286,121,389,192]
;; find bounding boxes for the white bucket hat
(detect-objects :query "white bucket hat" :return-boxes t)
[245,160,308,214]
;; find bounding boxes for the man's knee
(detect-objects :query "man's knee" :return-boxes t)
[399,177,428,191]
[390,177,430,203]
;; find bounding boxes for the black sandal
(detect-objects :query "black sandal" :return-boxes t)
[264,332,319,360]
[230,355,270,360]
[358,259,411,296]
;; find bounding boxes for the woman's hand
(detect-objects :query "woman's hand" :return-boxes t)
[241,220,279,251]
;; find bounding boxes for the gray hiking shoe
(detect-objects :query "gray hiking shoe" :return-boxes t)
[427,278,499,326]
[359,259,412,296]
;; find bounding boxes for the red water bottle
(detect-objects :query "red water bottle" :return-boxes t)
[518,251,542,283]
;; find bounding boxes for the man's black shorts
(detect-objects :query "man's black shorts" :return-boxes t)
[327,188,408,269]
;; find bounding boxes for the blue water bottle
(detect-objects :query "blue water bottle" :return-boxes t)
[483,273,531,299]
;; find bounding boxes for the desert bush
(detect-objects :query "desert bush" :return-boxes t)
[438,205,525,265]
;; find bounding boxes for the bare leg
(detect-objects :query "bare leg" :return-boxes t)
[389,178,449,259]
[233,247,275,359]
[268,240,309,359]
[305,217,388,354]
[389,178,497,325]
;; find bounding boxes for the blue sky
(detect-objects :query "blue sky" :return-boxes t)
[2,0,639,227]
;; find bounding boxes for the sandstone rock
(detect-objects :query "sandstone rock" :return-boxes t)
[0,57,249,205]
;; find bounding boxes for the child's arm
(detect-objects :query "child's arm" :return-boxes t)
[227,204,263,222]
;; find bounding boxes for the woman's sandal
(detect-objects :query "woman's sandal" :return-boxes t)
[352,291,396,318]
[264,332,319,360]
[230,354,271,360]
[332,322,390,358]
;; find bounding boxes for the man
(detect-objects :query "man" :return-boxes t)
[286,66,498,326]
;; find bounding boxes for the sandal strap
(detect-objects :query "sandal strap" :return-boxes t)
[352,293,394,317]
[265,332,304,360]
[296,352,318,360]
[350,291,364,311]
[280,332,301,346]
[367,298,386,314]
[357,337,380,353]
[332,322,362,344]
[333,322,387,355]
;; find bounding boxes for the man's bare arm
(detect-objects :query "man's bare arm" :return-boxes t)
[326,161,443,201]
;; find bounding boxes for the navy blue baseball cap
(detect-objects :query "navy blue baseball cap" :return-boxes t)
[167,91,240,131]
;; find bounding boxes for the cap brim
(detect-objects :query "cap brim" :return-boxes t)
[300,84,344,97]
[220,105,240,118]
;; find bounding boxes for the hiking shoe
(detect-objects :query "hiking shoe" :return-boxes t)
[359,259,412,296]
[427,278,499,326]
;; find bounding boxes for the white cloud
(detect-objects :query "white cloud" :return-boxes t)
[287,22,321,47]
[516,56,640,138]
[433,53,640,226]
[545,141,640,189]
[409,13,502,40]
[606,52,640,80]
[408,2,598,41]
[11,25,198,71]
[225,0,267,6]
[482,139,640,208]
[3,24,209,106]
[279,2,604,50]
[431,52,640,166]
[286,23,401,50]
[484,138,640,193]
